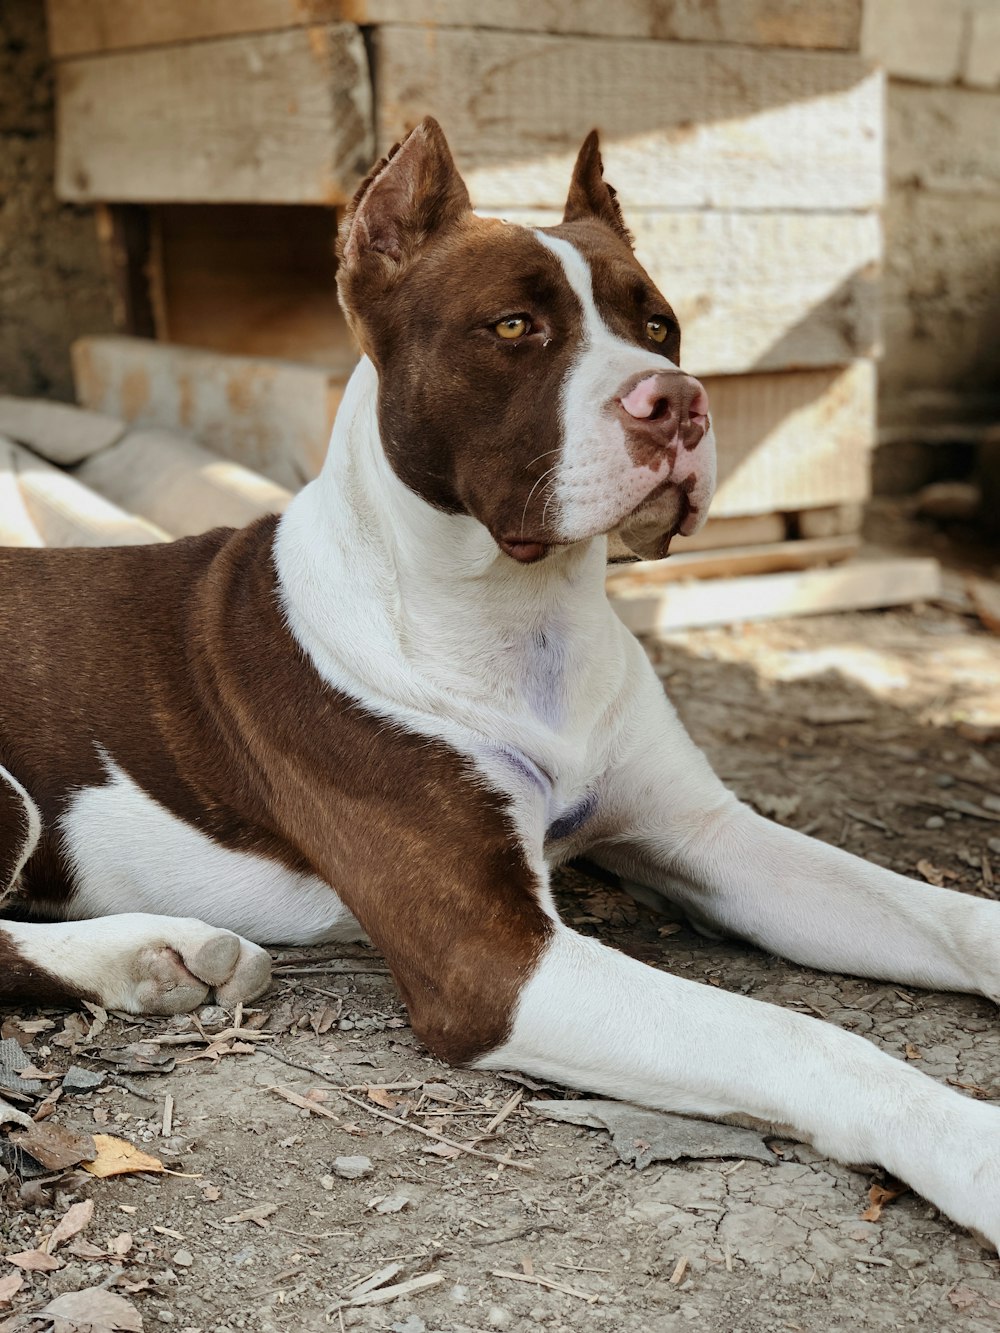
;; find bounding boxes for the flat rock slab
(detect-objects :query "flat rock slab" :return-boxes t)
[528,1099,777,1169]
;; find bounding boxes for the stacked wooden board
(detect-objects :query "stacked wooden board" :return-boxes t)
[42,0,941,626]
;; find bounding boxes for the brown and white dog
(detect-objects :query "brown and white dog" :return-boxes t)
[2,120,1000,1246]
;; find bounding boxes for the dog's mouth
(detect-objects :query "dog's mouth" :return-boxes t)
[498,537,552,563]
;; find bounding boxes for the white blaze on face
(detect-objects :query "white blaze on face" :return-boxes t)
[533,231,716,545]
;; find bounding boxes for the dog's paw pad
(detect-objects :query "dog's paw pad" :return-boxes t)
[215,943,272,1005]
[134,946,211,1015]
[184,931,242,987]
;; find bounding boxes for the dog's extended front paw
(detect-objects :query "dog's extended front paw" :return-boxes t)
[67,914,272,1015]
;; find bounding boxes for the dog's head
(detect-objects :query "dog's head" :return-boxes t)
[336,118,715,563]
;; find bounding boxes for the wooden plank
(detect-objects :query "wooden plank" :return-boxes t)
[889,83,1000,195]
[94,204,158,338]
[797,504,863,539]
[703,362,875,513]
[0,396,125,466]
[72,337,347,487]
[56,26,373,204]
[152,204,355,367]
[374,28,883,210]
[672,513,787,553]
[46,0,863,56]
[77,429,293,537]
[497,211,881,374]
[608,535,859,585]
[609,556,942,634]
[2,438,168,548]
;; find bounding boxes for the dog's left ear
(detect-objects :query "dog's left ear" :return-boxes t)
[338,117,472,274]
[563,131,633,246]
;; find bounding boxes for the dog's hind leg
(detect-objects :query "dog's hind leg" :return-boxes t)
[0,762,42,902]
[0,764,272,1013]
[0,912,273,1012]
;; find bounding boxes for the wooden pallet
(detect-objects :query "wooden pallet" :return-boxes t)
[607,551,941,634]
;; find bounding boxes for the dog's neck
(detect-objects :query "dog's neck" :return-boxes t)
[274,358,623,733]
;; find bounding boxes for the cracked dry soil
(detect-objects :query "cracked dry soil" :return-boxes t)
[3,597,1000,1332]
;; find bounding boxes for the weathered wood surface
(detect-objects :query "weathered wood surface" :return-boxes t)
[56,26,372,204]
[374,28,883,210]
[78,430,293,537]
[46,0,863,56]
[1,438,168,548]
[889,84,1000,195]
[152,204,355,367]
[72,338,346,488]
[610,534,859,584]
[703,361,875,515]
[0,396,125,465]
[609,555,941,634]
[507,210,881,375]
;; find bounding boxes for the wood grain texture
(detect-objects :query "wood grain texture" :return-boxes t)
[46,0,863,56]
[609,555,941,633]
[703,361,875,515]
[374,27,883,210]
[72,337,347,487]
[55,26,372,204]
[507,209,881,375]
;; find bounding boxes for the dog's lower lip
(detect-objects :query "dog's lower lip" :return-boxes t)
[499,538,550,563]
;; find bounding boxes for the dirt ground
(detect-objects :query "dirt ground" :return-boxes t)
[3,518,1000,1332]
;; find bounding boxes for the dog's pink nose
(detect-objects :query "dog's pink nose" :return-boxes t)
[618,372,709,452]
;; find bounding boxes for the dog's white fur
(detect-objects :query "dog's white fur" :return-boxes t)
[5,231,1000,1245]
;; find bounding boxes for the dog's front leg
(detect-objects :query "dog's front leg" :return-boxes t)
[591,667,1000,1001]
[478,923,1000,1248]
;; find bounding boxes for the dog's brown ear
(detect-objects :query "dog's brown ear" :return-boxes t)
[338,117,472,272]
[563,130,633,246]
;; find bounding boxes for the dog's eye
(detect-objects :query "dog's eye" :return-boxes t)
[495,316,529,340]
[646,317,671,345]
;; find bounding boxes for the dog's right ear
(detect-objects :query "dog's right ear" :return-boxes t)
[338,118,472,276]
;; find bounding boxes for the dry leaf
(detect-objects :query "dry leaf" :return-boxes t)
[10,1122,97,1172]
[861,1181,909,1222]
[109,1233,133,1257]
[83,1136,164,1179]
[425,1141,461,1160]
[916,860,957,888]
[46,1200,95,1253]
[0,1274,23,1306]
[948,1285,980,1311]
[904,1043,923,1061]
[40,1286,144,1331]
[6,1249,63,1272]
[366,1086,399,1111]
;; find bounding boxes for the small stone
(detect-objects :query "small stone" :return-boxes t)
[332,1155,373,1180]
[893,1247,925,1270]
[924,815,945,830]
[198,1006,227,1029]
[157,1313,174,1325]
[173,1249,194,1268]
[449,1284,470,1304]
[988,837,1000,856]
[320,1175,336,1191]
[391,1319,426,1333]
[61,1065,106,1094]
[935,774,956,788]
[486,1306,511,1328]
[374,1188,410,1214]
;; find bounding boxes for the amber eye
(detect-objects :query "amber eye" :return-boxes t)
[495,315,529,340]
[646,317,670,344]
